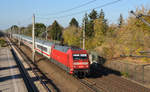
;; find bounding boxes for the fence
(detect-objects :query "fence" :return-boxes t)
[104,60,150,85]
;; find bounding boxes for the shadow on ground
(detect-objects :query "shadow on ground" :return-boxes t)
[0,65,18,71]
[88,63,121,78]
[0,74,22,82]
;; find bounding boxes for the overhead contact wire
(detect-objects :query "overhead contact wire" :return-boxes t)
[37,0,121,20]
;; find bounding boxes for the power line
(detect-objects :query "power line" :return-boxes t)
[38,0,97,16]
[19,16,32,26]
[37,0,121,20]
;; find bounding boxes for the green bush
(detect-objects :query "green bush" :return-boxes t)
[121,72,129,77]
[0,38,6,47]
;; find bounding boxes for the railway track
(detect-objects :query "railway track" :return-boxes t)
[84,68,150,92]
[77,78,101,92]
[15,44,51,92]
[6,37,51,92]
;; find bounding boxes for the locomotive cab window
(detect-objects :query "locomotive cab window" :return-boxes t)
[73,54,88,60]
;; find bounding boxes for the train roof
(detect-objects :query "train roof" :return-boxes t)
[54,45,70,52]
[13,34,83,52]
[36,39,54,46]
[54,45,82,52]
[19,34,54,46]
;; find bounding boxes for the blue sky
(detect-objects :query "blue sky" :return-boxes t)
[0,0,150,30]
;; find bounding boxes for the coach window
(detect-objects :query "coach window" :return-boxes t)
[37,45,41,49]
[42,47,47,52]
[37,45,47,52]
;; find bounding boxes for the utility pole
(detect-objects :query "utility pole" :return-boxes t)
[79,26,81,48]
[32,14,35,62]
[18,22,21,46]
[83,20,86,50]
[10,28,12,38]
[46,27,48,40]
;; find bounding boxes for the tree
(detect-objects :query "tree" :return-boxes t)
[26,24,32,36]
[85,10,98,38]
[118,14,124,28]
[48,20,63,41]
[82,12,94,38]
[35,23,46,37]
[69,18,79,27]
[20,27,26,34]
[88,9,98,20]
[83,13,90,37]
[85,21,94,37]
[63,26,81,46]
[25,23,46,37]
[93,9,108,46]
[98,9,108,35]
[11,25,19,34]
[11,25,18,30]
[99,9,104,19]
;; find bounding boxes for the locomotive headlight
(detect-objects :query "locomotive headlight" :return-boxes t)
[73,54,79,56]
[80,54,87,56]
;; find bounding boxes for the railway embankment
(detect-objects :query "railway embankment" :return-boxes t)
[0,47,28,92]
[104,59,150,88]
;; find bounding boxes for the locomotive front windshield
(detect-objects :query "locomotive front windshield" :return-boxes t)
[73,54,88,60]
